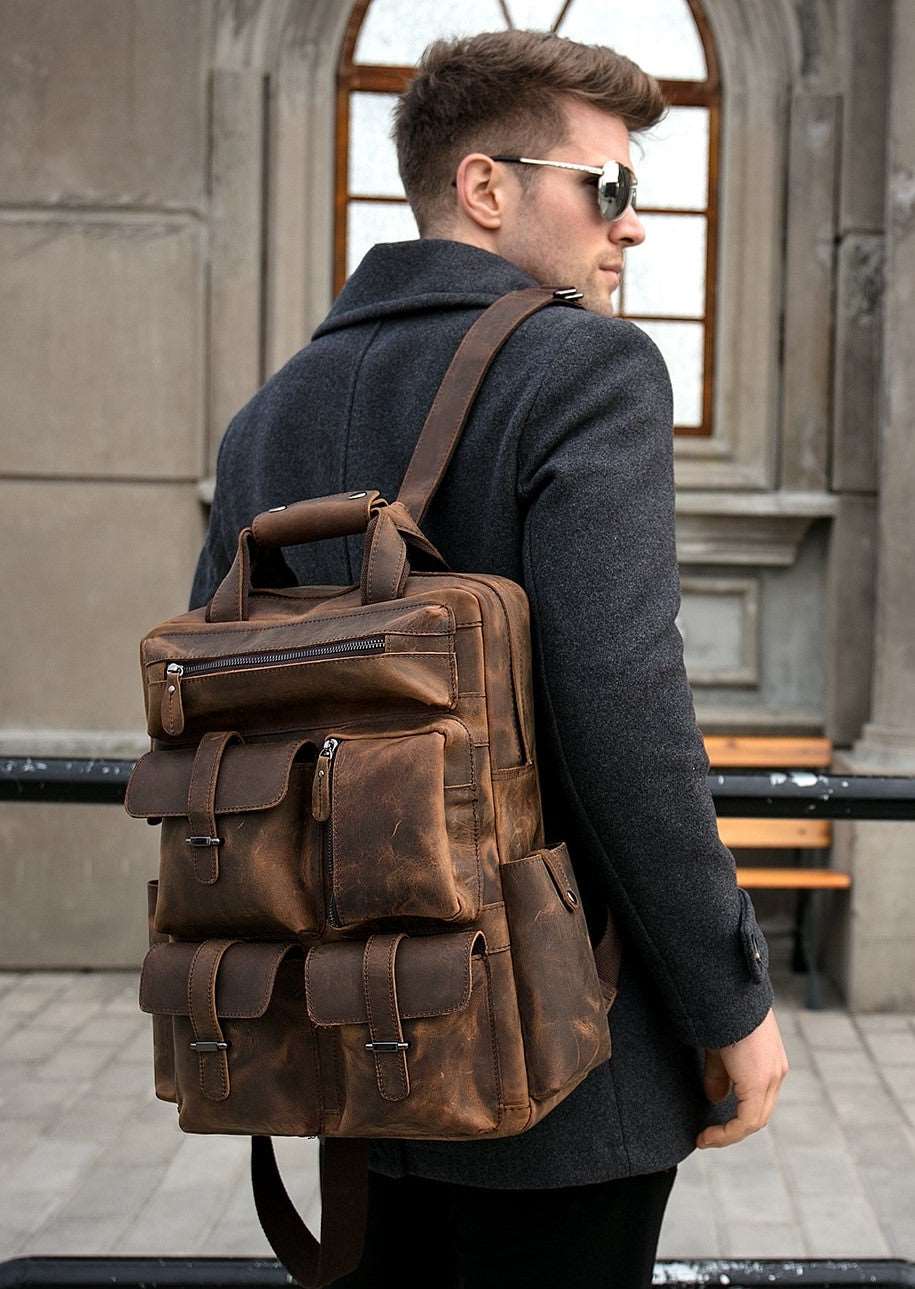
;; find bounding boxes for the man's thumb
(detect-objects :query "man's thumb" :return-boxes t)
[702,1050,733,1103]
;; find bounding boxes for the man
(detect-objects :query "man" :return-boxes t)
[190,28,788,1289]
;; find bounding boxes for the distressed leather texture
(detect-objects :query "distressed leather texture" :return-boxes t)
[126,287,622,1286]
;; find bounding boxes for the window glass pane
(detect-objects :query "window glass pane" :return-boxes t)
[637,106,709,210]
[354,0,508,66]
[504,0,565,27]
[623,213,705,318]
[349,93,403,197]
[347,201,419,276]
[631,320,704,426]
[559,0,707,81]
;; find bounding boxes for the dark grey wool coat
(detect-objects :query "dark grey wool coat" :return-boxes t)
[189,237,774,1189]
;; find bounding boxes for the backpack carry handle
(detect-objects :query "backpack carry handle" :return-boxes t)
[250,490,385,547]
[207,497,449,622]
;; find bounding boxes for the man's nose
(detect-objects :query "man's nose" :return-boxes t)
[610,207,646,247]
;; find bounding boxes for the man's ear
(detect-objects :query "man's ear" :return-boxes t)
[453,153,507,231]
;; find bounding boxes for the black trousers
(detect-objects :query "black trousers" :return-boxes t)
[331,1165,678,1289]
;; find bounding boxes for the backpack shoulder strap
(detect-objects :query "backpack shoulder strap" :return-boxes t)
[395,285,583,527]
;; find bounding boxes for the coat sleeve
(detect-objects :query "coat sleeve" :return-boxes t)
[517,315,774,1050]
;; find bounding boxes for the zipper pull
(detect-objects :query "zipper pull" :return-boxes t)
[161,663,185,737]
[311,737,339,822]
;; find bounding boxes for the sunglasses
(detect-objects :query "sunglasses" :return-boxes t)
[490,155,638,223]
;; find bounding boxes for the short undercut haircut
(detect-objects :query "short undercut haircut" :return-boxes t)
[392,29,667,236]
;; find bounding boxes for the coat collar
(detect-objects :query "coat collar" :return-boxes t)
[311,238,542,338]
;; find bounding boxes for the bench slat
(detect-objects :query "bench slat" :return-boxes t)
[704,736,832,768]
[717,818,832,848]
[736,867,851,889]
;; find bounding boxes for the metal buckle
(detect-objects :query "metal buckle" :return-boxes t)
[364,1040,409,1052]
[185,836,222,847]
[189,1040,229,1052]
[553,287,584,301]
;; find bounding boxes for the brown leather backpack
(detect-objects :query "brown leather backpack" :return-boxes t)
[125,287,622,1287]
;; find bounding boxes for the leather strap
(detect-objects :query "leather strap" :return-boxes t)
[251,490,384,547]
[396,286,583,527]
[187,938,238,1100]
[185,731,243,883]
[362,933,410,1102]
[251,1135,369,1288]
[593,906,623,1010]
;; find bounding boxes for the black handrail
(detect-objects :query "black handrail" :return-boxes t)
[1,1254,913,1289]
[2,755,915,817]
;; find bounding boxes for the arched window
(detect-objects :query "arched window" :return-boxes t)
[336,0,720,437]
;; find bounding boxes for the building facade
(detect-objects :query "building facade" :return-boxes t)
[1,0,912,1008]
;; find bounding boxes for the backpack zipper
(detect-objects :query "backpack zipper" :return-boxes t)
[159,636,385,737]
[311,737,341,926]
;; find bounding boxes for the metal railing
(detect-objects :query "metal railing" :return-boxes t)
[3,754,915,817]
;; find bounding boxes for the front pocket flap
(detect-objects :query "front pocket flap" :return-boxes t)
[125,736,315,818]
[305,930,485,1026]
[139,940,299,1017]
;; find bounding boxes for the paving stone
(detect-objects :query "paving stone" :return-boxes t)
[705,1138,795,1225]
[656,1208,722,1259]
[779,1028,814,1070]
[769,1099,848,1151]
[0,1013,26,1042]
[854,1013,914,1033]
[717,1221,809,1258]
[0,1077,90,1121]
[778,1145,863,1198]
[880,1065,915,1102]
[811,1047,883,1086]
[826,1084,908,1127]
[777,1066,823,1104]
[18,1215,131,1257]
[0,1190,67,1251]
[158,1132,250,1190]
[54,1164,164,1221]
[796,1011,863,1050]
[3,1027,67,1061]
[37,1042,119,1081]
[75,1012,149,1045]
[110,1182,243,1255]
[11,1138,103,1194]
[0,974,75,1014]
[197,1219,274,1257]
[861,1029,915,1065]
[795,1192,891,1257]
[32,1000,106,1034]
[116,1023,158,1065]
[48,1092,145,1144]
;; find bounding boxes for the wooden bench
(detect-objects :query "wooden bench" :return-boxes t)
[703,735,852,1008]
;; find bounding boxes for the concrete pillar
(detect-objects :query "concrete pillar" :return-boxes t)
[831,0,915,1010]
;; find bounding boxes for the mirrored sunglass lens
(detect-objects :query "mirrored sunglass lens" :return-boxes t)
[598,162,632,221]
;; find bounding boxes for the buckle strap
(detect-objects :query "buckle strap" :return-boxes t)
[187,938,238,1100]
[361,933,410,1102]
[185,731,243,883]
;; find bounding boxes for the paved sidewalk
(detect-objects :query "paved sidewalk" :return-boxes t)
[1,964,914,1264]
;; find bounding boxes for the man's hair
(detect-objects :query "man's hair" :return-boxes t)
[392,29,667,235]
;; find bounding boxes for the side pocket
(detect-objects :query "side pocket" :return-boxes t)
[501,842,611,1100]
[146,880,176,1104]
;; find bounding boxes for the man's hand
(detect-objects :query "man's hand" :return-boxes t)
[696,1007,789,1148]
